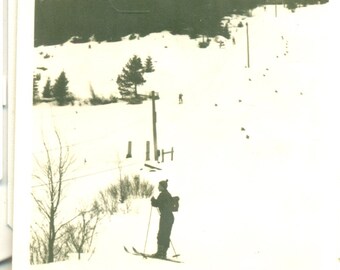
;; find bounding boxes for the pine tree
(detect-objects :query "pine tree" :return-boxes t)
[53,71,73,106]
[222,23,231,40]
[144,56,155,73]
[116,55,146,98]
[286,0,298,11]
[33,75,40,105]
[42,77,53,98]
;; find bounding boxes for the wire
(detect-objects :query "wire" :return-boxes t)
[31,160,143,188]
[33,133,121,154]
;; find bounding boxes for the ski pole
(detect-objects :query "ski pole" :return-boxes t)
[170,239,180,258]
[143,205,153,254]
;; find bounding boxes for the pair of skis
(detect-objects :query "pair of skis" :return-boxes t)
[124,246,183,264]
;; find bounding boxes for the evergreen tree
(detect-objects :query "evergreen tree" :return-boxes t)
[53,71,73,106]
[286,0,298,11]
[221,23,231,39]
[33,75,40,105]
[144,56,155,73]
[116,55,146,98]
[35,0,327,47]
[42,77,53,98]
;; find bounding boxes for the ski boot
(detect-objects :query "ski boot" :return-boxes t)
[151,245,166,259]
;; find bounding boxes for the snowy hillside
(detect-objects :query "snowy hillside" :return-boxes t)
[31,2,340,270]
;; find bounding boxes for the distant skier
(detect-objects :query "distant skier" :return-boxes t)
[178,93,183,104]
[151,180,174,259]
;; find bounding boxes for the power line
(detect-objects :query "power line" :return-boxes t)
[33,132,120,154]
[31,160,143,189]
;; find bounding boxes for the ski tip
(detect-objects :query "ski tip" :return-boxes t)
[132,247,148,259]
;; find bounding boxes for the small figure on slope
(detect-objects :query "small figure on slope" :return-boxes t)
[151,180,174,259]
[178,93,183,104]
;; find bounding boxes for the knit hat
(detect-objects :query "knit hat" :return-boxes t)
[159,179,168,189]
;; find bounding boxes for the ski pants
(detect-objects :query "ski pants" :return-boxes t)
[157,213,174,249]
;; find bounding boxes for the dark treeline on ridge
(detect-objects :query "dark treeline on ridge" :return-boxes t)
[35,0,328,47]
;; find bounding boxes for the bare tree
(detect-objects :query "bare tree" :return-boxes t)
[31,130,76,264]
[65,201,102,260]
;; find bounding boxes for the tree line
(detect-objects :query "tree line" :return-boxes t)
[33,71,76,105]
[33,55,155,105]
[34,0,328,47]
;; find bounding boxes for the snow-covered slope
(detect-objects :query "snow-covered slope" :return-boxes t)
[31,3,340,270]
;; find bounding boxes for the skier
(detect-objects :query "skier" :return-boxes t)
[151,180,174,259]
[178,93,183,104]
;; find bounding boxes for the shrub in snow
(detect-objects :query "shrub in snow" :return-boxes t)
[96,175,154,215]
[64,201,102,260]
[88,85,118,105]
[129,33,138,40]
[127,95,147,104]
[199,41,210,48]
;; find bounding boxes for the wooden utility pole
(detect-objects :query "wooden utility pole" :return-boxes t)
[275,0,278,18]
[246,22,250,68]
[151,91,158,161]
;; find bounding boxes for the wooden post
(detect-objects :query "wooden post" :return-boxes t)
[126,141,132,158]
[246,22,250,68]
[171,147,174,161]
[161,149,164,163]
[146,141,150,161]
[151,91,158,161]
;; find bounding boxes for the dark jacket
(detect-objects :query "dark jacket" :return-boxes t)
[151,190,173,215]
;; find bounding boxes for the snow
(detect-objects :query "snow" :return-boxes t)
[30,3,340,270]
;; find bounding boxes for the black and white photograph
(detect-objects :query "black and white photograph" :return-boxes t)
[5,0,340,269]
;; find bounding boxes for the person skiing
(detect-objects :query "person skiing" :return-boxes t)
[178,93,183,104]
[151,180,174,259]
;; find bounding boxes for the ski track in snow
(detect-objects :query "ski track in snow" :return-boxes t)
[31,3,340,270]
